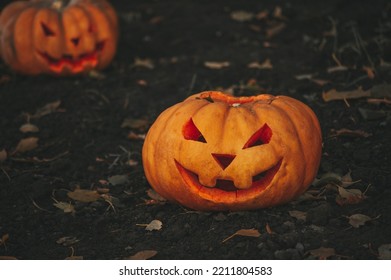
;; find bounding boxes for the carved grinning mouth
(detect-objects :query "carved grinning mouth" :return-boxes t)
[38,41,105,73]
[174,159,282,197]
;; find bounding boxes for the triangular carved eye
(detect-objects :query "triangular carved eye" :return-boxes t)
[243,123,272,149]
[183,118,206,143]
[41,22,55,36]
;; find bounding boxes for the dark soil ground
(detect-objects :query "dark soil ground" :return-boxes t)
[1,0,391,260]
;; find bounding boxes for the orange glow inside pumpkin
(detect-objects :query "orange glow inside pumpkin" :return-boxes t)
[37,21,106,73]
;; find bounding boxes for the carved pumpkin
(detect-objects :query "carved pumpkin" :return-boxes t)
[0,0,118,75]
[142,91,322,211]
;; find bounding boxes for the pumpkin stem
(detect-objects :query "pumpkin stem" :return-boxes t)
[51,0,71,10]
[199,91,276,105]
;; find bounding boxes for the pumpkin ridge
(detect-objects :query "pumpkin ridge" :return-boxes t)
[275,97,322,187]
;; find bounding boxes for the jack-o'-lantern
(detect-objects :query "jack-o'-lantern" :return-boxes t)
[0,0,118,75]
[142,91,322,211]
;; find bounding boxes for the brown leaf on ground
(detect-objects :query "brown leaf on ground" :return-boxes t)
[378,244,391,260]
[308,247,336,259]
[0,233,9,246]
[327,65,348,73]
[347,214,374,228]
[336,187,366,206]
[222,228,261,243]
[330,128,372,138]
[108,175,129,186]
[255,10,269,20]
[147,189,167,202]
[247,59,273,69]
[362,66,375,79]
[272,6,288,20]
[0,256,17,260]
[127,250,157,260]
[53,201,75,214]
[132,57,155,69]
[56,236,80,246]
[289,210,307,221]
[67,189,100,203]
[265,223,274,234]
[31,100,62,119]
[145,220,163,231]
[230,10,254,22]
[127,131,146,140]
[322,87,371,102]
[0,149,7,162]
[136,220,163,231]
[14,137,39,154]
[121,118,149,131]
[204,61,230,69]
[19,123,39,133]
[266,22,286,38]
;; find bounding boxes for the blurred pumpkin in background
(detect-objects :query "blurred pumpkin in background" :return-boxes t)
[142,91,323,211]
[0,0,118,75]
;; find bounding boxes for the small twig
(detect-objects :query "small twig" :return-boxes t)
[31,198,52,213]
[367,98,391,105]
[1,168,11,181]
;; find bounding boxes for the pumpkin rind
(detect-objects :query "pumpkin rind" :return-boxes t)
[142,91,322,211]
[0,0,118,75]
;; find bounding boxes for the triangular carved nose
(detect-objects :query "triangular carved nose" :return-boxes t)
[71,37,80,46]
[212,153,236,170]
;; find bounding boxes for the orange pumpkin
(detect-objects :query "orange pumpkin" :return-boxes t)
[0,0,118,75]
[142,91,322,211]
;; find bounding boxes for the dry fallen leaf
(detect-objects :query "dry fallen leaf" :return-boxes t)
[378,244,391,260]
[67,189,100,203]
[14,137,39,154]
[288,210,307,221]
[132,57,155,69]
[0,256,17,260]
[121,118,149,131]
[308,247,336,259]
[322,87,371,102]
[19,123,39,133]
[222,228,261,243]
[53,201,75,214]
[266,22,286,38]
[127,250,157,260]
[230,10,254,22]
[336,187,366,206]
[362,66,375,79]
[327,65,348,73]
[127,131,146,140]
[0,233,9,246]
[0,149,7,162]
[145,220,163,231]
[204,61,230,69]
[265,223,274,234]
[347,214,373,228]
[147,189,167,202]
[272,6,288,20]
[330,128,372,138]
[88,70,106,79]
[108,175,129,186]
[247,59,273,69]
[56,236,80,246]
[136,220,163,231]
[32,100,62,119]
